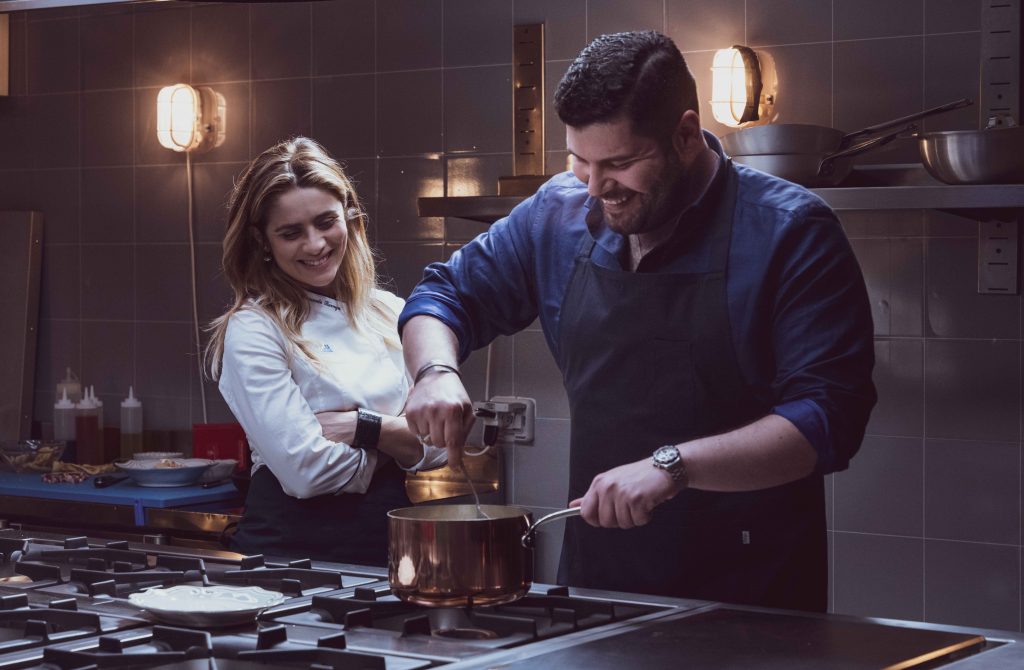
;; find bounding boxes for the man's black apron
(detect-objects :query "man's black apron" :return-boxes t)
[555,164,827,612]
[231,458,409,566]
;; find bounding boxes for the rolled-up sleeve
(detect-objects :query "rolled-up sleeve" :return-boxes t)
[766,206,877,474]
[219,310,376,497]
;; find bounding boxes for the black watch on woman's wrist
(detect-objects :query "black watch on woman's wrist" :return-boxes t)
[354,409,382,449]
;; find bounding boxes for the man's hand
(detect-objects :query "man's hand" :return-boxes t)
[570,458,684,529]
[405,371,475,470]
[315,410,358,445]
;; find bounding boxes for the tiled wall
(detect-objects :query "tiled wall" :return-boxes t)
[1,0,1019,632]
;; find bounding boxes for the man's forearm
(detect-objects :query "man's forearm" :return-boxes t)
[401,315,461,379]
[680,414,817,491]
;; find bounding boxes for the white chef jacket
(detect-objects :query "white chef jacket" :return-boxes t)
[219,290,447,499]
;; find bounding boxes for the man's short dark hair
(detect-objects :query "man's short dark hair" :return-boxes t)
[554,31,698,142]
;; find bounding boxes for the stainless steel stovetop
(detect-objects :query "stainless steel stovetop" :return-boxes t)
[0,527,1019,669]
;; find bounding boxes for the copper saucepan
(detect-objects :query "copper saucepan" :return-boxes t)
[387,505,581,607]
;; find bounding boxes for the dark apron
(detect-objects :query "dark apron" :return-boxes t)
[231,457,409,566]
[555,164,826,612]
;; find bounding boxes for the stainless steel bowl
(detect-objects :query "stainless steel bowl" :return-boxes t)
[918,125,1024,185]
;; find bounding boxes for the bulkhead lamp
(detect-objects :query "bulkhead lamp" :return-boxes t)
[710,46,775,128]
[156,83,226,153]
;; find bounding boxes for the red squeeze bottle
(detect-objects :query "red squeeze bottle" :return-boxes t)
[74,414,101,465]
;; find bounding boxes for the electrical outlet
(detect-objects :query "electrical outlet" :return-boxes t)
[479,396,536,445]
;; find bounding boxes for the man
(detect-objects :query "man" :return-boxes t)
[398,31,875,612]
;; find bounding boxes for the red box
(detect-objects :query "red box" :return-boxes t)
[193,423,249,470]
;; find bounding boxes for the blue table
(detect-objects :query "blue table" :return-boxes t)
[0,472,239,525]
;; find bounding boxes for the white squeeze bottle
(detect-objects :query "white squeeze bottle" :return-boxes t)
[89,386,105,430]
[53,389,76,442]
[56,367,82,404]
[120,387,143,460]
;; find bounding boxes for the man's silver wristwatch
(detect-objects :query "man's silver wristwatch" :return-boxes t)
[652,445,688,487]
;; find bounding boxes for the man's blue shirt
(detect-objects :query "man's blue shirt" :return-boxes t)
[399,133,876,474]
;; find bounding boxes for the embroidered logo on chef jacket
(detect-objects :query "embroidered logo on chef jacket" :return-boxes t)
[321,343,334,353]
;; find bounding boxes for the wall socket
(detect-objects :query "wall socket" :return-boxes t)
[473,396,536,445]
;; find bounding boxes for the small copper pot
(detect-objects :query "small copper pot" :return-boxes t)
[387,505,579,607]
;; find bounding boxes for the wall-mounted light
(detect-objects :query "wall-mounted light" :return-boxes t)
[710,46,776,128]
[156,83,226,153]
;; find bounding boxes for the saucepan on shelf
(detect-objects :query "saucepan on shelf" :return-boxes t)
[721,97,973,187]
[918,114,1024,185]
[388,505,580,606]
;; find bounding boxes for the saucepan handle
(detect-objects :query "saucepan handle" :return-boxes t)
[522,507,582,548]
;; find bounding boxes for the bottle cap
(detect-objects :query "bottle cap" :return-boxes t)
[90,386,103,406]
[77,392,98,410]
[121,386,142,408]
[55,389,74,409]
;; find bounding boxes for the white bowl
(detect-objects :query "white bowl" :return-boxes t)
[133,451,185,460]
[116,458,213,487]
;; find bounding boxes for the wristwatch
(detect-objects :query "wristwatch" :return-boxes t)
[652,445,688,487]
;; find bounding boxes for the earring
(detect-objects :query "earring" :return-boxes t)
[263,254,271,262]
[262,247,271,262]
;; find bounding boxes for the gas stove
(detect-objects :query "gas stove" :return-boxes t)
[0,527,1020,670]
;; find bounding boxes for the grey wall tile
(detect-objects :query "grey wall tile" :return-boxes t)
[443,0,512,67]
[251,79,312,158]
[134,4,189,88]
[193,382,238,426]
[34,319,81,403]
[27,18,79,94]
[313,74,376,159]
[377,70,443,156]
[192,3,250,85]
[667,0,744,52]
[81,321,134,396]
[135,165,188,243]
[135,322,192,399]
[312,0,375,76]
[81,245,133,320]
[375,242,445,298]
[835,0,924,40]
[925,438,1020,544]
[39,245,80,320]
[377,157,444,242]
[82,90,134,167]
[81,168,133,243]
[924,539,1020,631]
[196,243,232,325]
[8,17,26,96]
[0,98,30,170]
[32,169,80,245]
[141,396,191,432]
[924,209,974,237]
[839,210,924,239]
[747,0,832,46]
[522,505,564,583]
[81,9,132,91]
[192,162,242,244]
[925,237,1019,339]
[376,0,443,72]
[868,339,923,437]
[923,33,980,132]
[251,2,311,80]
[444,66,513,154]
[513,0,587,62]
[835,436,923,535]
[924,339,1020,443]
[834,37,923,165]
[833,532,924,621]
[514,330,569,419]
[591,0,666,40]
[135,244,192,322]
[757,43,832,127]
[544,60,570,151]
[30,94,80,169]
[925,0,981,33]
[514,418,571,508]
[193,81,251,165]
[459,334,515,401]
[850,237,924,337]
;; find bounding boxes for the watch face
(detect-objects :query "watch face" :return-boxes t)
[654,446,678,465]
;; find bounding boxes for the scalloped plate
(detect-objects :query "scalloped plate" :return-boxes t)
[128,585,286,627]
[115,458,213,487]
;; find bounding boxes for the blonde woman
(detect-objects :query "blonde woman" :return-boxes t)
[207,137,446,564]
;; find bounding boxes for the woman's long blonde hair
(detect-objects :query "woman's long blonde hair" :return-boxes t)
[206,137,399,380]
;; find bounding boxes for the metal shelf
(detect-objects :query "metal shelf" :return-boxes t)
[418,184,1024,223]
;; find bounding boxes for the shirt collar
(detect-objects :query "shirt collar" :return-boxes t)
[306,291,343,312]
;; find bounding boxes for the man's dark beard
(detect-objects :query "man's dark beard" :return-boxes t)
[630,152,687,235]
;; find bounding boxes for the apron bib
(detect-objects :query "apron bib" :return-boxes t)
[555,165,826,611]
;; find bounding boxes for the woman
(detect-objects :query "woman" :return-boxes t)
[206,137,446,564]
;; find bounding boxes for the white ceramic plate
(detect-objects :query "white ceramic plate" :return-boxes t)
[115,458,213,487]
[133,451,185,460]
[128,585,286,627]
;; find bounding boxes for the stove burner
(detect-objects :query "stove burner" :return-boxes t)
[433,626,500,640]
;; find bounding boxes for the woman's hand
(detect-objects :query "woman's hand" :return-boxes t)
[315,410,358,445]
